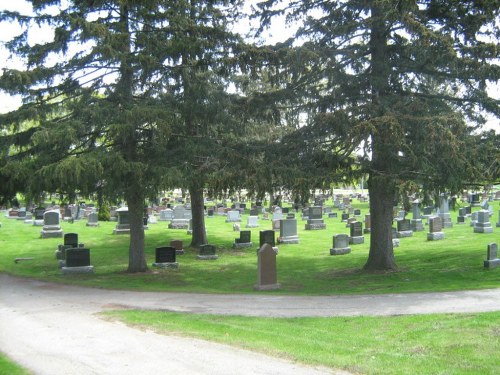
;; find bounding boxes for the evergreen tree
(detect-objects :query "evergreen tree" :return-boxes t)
[257,0,500,270]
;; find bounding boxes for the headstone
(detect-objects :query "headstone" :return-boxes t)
[470,211,479,227]
[364,214,371,234]
[277,219,299,244]
[86,212,99,227]
[40,211,63,238]
[254,243,280,291]
[159,209,173,221]
[341,213,349,222]
[249,208,259,216]
[396,219,413,238]
[305,206,326,230]
[246,216,259,228]
[233,230,252,248]
[272,207,283,222]
[328,212,338,219]
[496,211,500,228]
[330,234,351,255]
[410,201,424,231]
[226,210,241,223]
[197,244,218,260]
[349,221,364,244]
[170,239,184,255]
[457,207,467,224]
[207,208,214,218]
[353,209,361,216]
[153,246,178,268]
[427,216,445,241]
[484,243,500,269]
[33,206,46,226]
[259,230,276,247]
[113,207,130,234]
[473,210,493,233]
[61,248,94,274]
[438,194,452,228]
[168,206,190,229]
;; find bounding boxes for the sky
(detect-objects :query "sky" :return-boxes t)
[0,0,498,133]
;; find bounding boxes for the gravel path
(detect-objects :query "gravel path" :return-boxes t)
[1,273,499,374]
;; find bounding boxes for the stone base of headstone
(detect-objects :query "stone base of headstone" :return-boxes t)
[175,249,185,255]
[233,242,253,248]
[86,222,99,227]
[439,215,453,228]
[349,236,365,245]
[196,255,219,260]
[152,262,179,269]
[330,247,351,255]
[410,219,424,231]
[484,259,500,269]
[41,229,63,238]
[24,219,33,224]
[225,219,241,223]
[305,220,326,230]
[246,224,259,228]
[392,239,400,247]
[427,232,445,241]
[396,230,413,238]
[168,220,190,229]
[113,228,130,234]
[277,235,299,244]
[61,265,94,274]
[474,224,493,233]
[456,217,466,224]
[328,213,338,219]
[253,283,280,291]
[33,220,44,226]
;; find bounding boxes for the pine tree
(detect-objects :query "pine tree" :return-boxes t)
[257,0,500,270]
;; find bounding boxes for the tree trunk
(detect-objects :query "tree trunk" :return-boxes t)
[126,186,148,273]
[189,184,207,248]
[364,173,397,270]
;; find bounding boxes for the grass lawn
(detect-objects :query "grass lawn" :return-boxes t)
[0,200,498,295]
[103,310,500,375]
[0,353,31,375]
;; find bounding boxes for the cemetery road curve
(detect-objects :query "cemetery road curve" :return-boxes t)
[2,273,500,375]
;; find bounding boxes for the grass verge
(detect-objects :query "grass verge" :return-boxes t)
[104,310,500,375]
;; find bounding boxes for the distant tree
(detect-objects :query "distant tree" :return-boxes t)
[258,0,500,270]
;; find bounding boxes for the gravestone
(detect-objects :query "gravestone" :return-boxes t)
[496,211,500,228]
[438,194,452,228]
[277,219,299,244]
[410,201,424,231]
[226,210,241,223]
[249,208,259,216]
[40,211,63,238]
[152,246,178,269]
[63,206,72,221]
[484,243,500,269]
[159,209,173,221]
[24,211,33,224]
[33,206,46,226]
[207,208,214,218]
[170,239,184,255]
[305,206,326,230]
[246,216,259,228]
[427,216,444,241]
[364,214,371,234]
[61,248,94,274]
[349,221,364,244]
[86,212,99,227]
[168,206,190,229]
[328,212,338,219]
[465,206,472,216]
[254,243,280,291]
[197,244,218,260]
[473,210,493,233]
[346,217,357,228]
[421,206,433,219]
[353,209,361,216]
[457,207,467,224]
[233,230,252,248]
[396,219,413,238]
[341,213,349,222]
[330,234,351,255]
[259,230,276,247]
[113,207,130,234]
[56,232,82,261]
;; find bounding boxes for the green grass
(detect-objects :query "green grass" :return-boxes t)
[104,310,500,375]
[0,353,31,375]
[0,200,498,295]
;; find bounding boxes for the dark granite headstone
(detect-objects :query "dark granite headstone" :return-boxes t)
[155,246,176,263]
[64,233,79,248]
[259,230,276,247]
[350,222,363,237]
[65,248,90,267]
[237,230,252,244]
[341,213,349,222]
[397,219,411,232]
[199,244,216,256]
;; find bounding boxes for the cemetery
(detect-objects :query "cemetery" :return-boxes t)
[1,192,498,295]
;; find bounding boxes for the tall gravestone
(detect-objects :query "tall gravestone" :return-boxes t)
[349,221,364,244]
[438,194,453,228]
[40,211,63,238]
[484,243,500,269]
[254,243,280,291]
[427,217,444,241]
[113,207,130,234]
[277,219,299,244]
[410,201,424,231]
[364,214,371,234]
